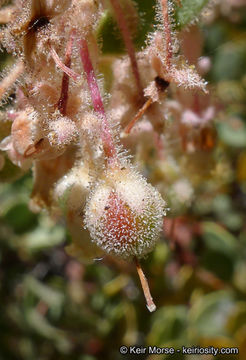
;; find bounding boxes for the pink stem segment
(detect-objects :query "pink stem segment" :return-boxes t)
[57,29,76,115]
[161,0,173,70]
[110,0,144,100]
[50,46,80,81]
[79,38,117,162]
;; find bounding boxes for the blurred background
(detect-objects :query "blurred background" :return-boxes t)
[1,0,246,359]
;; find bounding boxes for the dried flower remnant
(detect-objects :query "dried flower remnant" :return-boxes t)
[2,0,67,62]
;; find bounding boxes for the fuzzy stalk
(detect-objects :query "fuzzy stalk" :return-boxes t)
[50,46,80,81]
[123,97,153,135]
[110,0,144,100]
[161,0,173,70]
[79,38,117,163]
[57,29,76,115]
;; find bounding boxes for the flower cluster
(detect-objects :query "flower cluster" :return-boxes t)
[0,0,227,310]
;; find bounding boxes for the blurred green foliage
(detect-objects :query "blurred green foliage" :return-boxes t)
[1,1,246,359]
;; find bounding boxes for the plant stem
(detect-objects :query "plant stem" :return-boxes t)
[123,97,153,135]
[110,0,144,100]
[57,29,76,115]
[50,46,80,81]
[79,38,117,163]
[135,257,156,312]
[161,0,172,70]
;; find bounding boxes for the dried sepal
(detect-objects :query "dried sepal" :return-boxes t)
[146,31,207,92]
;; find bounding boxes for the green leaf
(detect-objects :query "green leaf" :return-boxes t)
[201,222,239,280]
[216,122,246,148]
[201,222,239,281]
[189,291,234,337]
[97,11,125,54]
[97,0,156,54]
[0,156,24,183]
[212,41,246,81]
[25,309,71,352]
[97,0,210,56]
[201,250,235,281]
[4,203,38,234]
[24,276,65,310]
[227,302,246,335]
[148,306,188,346]
[175,0,210,29]
[202,221,239,258]
[14,218,65,253]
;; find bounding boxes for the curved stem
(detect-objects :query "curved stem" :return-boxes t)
[123,97,153,135]
[79,38,117,163]
[110,0,144,100]
[50,46,80,81]
[57,29,76,115]
[161,0,172,70]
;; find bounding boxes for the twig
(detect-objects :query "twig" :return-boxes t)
[50,46,80,82]
[57,29,76,115]
[79,38,117,163]
[123,97,153,135]
[135,257,156,312]
[110,0,144,100]
[161,0,173,70]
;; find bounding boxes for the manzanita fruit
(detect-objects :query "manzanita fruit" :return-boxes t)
[85,165,166,260]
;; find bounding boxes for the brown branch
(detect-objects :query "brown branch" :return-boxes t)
[123,97,153,135]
